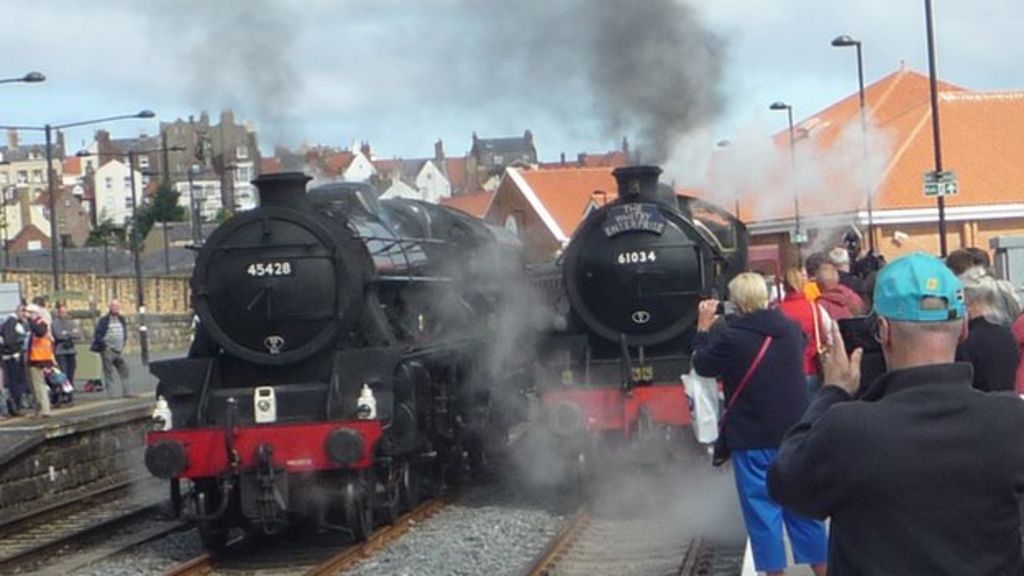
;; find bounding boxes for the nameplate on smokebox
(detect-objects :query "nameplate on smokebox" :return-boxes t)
[603,204,666,237]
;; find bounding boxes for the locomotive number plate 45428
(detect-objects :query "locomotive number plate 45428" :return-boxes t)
[246,261,294,277]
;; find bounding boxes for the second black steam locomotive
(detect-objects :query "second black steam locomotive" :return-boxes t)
[534,165,747,466]
[144,173,525,547]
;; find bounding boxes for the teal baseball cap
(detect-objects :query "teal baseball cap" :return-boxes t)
[873,251,965,322]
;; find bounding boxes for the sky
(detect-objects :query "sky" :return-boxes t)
[1,0,1022,186]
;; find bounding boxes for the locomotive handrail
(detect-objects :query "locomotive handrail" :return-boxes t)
[210,241,324,252]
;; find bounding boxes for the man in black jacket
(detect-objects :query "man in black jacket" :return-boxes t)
[92,299,130,398]
[768,252,1024,575]
[1,301,30,415]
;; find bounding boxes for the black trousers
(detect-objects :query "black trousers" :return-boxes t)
[3,357,28,411]
[56,354,77,388]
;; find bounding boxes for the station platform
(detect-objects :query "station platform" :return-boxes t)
[0,349,183,523]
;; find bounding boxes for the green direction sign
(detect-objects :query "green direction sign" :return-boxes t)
[924,170,958,197]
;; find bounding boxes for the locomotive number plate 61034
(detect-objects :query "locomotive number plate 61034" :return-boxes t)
[616,250,657,264]
[246,261,294,277]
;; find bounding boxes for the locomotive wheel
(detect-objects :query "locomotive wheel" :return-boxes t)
[398,461,419,512]
[343,476,374,542]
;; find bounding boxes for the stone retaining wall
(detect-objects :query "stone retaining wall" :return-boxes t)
[0,407,153,520]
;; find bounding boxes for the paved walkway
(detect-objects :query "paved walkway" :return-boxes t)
[0,347,186,426]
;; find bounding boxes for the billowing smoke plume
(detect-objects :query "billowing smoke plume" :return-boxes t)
[451,0,725,163]
[139,1,722,160]
[147,0,302,144]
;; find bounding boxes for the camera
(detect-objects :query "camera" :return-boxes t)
[837,316,887,395]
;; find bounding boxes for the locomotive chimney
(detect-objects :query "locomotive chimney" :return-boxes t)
[613,165,663,202]
[253,171,312,210]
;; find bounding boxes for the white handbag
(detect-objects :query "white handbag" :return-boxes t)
[682,369,720,444]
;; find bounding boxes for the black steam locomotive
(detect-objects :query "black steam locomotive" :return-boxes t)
[144,173,524,548]
[535,165,747,460]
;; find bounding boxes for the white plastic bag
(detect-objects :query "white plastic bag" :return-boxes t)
[682,369,720,444]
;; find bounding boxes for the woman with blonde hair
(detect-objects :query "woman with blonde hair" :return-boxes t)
[778,267,832,396]
[693,272,827,576]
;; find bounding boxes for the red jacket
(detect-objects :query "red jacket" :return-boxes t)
[817,284,866,322]
[779,292,828,376]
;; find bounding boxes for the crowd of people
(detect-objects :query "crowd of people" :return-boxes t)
[694,234,1024,575]
[0,297,132,420]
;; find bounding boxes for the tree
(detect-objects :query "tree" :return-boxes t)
[86,218,124,247]
[136,183,186,248]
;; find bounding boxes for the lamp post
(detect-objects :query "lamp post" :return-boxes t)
[188,165,203,247]
[78,143,181,366]
[1,186,12,269]
[0,110,155,292]
[923,0,948,257]
[832,34,875,255]
[770,101,801,263]
[0,71,45,85]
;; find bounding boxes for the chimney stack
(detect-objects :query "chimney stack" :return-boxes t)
[254,172,311,210]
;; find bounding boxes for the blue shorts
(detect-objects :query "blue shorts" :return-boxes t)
[733,448,828,572]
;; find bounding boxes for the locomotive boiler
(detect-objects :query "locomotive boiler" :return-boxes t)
[535,164,747,466]
[143,172,524,548]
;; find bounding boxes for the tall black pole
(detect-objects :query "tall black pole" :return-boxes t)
[163,219,170,274]
[924,0,947,257]
[786,107,801,265]
[188,168,200,246]
[128,151,149,365]
[855,43,875,254]
[45,124,60,292]
[1,191,7,270]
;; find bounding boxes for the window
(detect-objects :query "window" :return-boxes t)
[17,171,27,184]
[105,177,113,190]
[236,145,249,160]
[125,197,134,209]
[124,176,131,189]
[142,174,151,186]
[139,156,150,169]
[493,154,504,165]
[0,173,7,185]
[504,214,519,236]
[31,170,42,183]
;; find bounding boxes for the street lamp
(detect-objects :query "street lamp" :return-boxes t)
[832,34,876,255]
[187,165,203,247]
[770,101,801,262]
[78,143,182,365]
[923,0,949,257]
[0,71,45,85]
[0,110,154,292]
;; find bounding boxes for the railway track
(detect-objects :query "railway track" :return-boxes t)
[165,497,449,576]
[522,506,744,576]
[0,475,180,573]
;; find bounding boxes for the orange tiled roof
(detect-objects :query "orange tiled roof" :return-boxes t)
[63,156,82,175]
[440,190,495,218]
[877,91,1024,209]
[710,66,1023,224]
[539,151,629,170]
[323,152,355,175]
[445,157,467,190]
[261,157,283,174]
[577,151,629,168]
[515,166,616,239]
[374,158,400,175]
